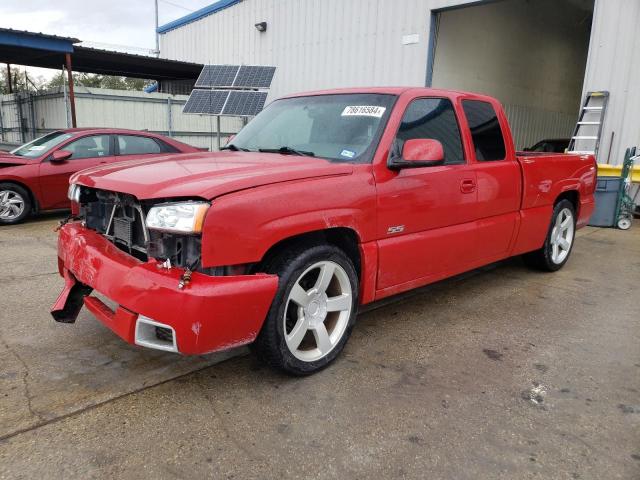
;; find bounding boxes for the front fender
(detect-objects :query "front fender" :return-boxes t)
[200,169,376,267]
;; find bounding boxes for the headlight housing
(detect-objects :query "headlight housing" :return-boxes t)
[67,184,81,203]
[145,201,210,234]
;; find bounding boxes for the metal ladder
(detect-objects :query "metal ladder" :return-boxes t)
[568,91,609,156]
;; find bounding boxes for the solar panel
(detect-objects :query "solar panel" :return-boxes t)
[233,66,276,89]
[222,91,268,116]
[194,65,240,88]
[182,90,230,115]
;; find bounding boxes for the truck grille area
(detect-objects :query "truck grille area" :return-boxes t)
[79,188,150,261]
[77,187,204,269]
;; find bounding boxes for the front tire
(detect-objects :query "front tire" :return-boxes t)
[523,199,576,271]
[0,183,31,225]
[253,244,359,375]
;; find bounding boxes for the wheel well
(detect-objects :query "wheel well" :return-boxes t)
[0,180,38,212]
[259,228,362,278]
[555,190,579,213]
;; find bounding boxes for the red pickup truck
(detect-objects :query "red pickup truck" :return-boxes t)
[52,88,596,375]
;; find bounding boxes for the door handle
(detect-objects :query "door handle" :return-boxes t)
[460,179,476,194]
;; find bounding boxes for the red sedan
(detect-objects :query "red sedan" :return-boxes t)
[0,128,200,225]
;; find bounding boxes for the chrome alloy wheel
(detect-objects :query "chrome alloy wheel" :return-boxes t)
[283,260,353,362]
[0,190,25,221]
[550,207,574,264]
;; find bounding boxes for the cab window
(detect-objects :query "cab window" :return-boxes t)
[64,135,111,160]
[462,100,506,161]
[395,98,464,165]
[117,135,163,155]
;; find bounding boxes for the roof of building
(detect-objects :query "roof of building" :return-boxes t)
[157,0,242,34]
[0,28,203,81]
[0,27,79,53]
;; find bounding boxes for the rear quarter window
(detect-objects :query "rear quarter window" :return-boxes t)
[462,100,506,161]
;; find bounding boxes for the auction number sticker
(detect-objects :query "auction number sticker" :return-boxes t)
[341,106,386,118]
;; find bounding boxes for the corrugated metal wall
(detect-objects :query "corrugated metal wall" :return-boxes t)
[158,0,585,150]
[159,0,439,101]
[0,87,242,150]
[157,0,637,162]
[582,0,640,165]
[503,104,575,151]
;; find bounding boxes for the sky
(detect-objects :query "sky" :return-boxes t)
[0,0,215,80]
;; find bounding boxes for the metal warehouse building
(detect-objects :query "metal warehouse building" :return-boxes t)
[157,0,639,164]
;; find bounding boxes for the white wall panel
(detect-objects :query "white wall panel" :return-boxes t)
[160,0,438,100]
[583,0,640,165]
[157,0,638,162]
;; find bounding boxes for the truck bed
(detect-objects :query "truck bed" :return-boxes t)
[515,151,596,212]
[508,151,597,256]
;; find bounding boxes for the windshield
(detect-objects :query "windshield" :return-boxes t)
[11,131,74,158]
[230,93,396,162]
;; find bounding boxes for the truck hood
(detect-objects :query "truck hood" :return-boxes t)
[72,151,354,200]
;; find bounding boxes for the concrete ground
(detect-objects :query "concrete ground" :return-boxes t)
[0,214,638,479]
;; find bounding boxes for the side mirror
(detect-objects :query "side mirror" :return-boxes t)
[389,139,445,169]
[51,150,72,163]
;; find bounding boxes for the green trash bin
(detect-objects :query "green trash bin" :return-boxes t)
[589,176,624,227]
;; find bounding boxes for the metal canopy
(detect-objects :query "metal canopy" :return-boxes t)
[0,28,203,81]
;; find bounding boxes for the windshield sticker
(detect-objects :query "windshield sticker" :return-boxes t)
[341,106,386,118]
[29,146,46,151]
[340,149,356,159]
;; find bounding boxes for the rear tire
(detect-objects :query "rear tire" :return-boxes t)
[253,244,359,376]
[523,199,576,272]
[0,183,31,225]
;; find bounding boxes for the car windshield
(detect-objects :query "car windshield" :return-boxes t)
[229,93,396,162]
[11,131,74,158]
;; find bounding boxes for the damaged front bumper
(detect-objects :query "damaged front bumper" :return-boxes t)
[51,222,278,355]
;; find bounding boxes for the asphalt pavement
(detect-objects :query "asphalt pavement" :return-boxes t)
[0,214,638,479]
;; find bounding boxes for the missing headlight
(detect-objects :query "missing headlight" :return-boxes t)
[147,231,202,270]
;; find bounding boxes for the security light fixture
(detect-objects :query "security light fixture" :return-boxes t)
[255,21,267,32]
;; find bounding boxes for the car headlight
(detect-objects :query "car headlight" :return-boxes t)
[67,184,81,203]
[145,202,210,234]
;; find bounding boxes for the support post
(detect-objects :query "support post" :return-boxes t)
[216,116,222,150]
[62,65,70,128]
[154,0,160,57]
[167,97,173,137]
[0,97,4,142]
[16,94,25,143]
[6,64,12,94]
[28,93,36,141]
[65,53,77,127]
